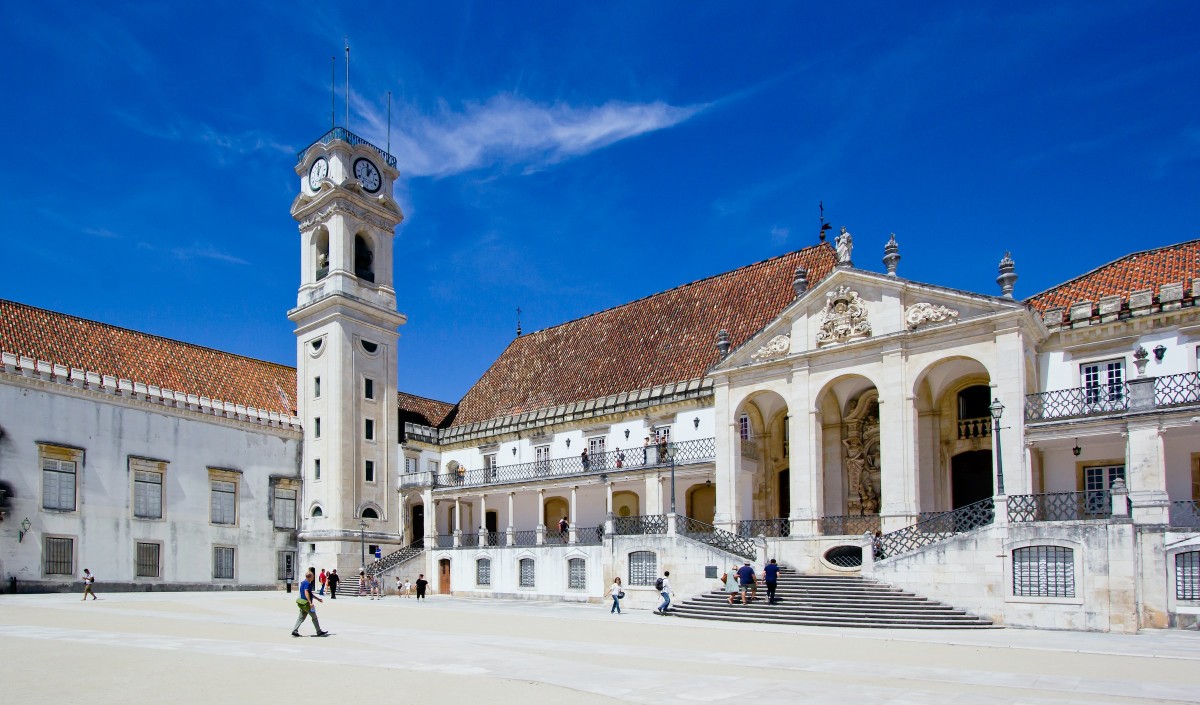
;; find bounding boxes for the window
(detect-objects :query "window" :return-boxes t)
[1177,552,1200,600]
[364,378,374,400]
[136,542,161,578]
[133,469,163,519]
[477,558,491,587]
[314,417,321,439]
[654,427,671,444]
[1082,464,1125,514]
[42,458,77,511]
[1013,546,1074,597]
[273,487,297,529]
[957,385,992,420]
[314,458,321,480]
[278,551,296,581]
[211,480,236,525]
[43,536,73,575]
[365,418,375,441]
[484,453,497,479]
[213,546,235,579]
[365,460,376,482]
[1081,359,1124,407]
[361,507,379,519]
[519,558,535,587]
[629,551,657,586]
[739,414,750,441]
[589,436,606,458]
[311,505,324,518]
[535,445,551,473]
[568,558,586,590]
[405,456,417,473]
[360,339,379,354]
[314,376,321,398]
[428,460,439,474]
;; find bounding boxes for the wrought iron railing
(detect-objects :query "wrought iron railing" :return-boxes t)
[957,417,992,439]
[576,526,604,545]
[1025,384,1128,421]
[480,531,501,547]
[1170,500,1200,529]
[1008,491,1113,522]
[365,538,424,576]
[819,514,881,536]
[613,514,667,535]
[1156,372,1200,408]
[877,497,995,559]
[511,530,538,546]
[738,518,790,538]
[297,126,397,168]
[545,529,570,544]
[677,515,756,560]
[431,438,716,490]
[434,534,455,549]
[460,533,479,548]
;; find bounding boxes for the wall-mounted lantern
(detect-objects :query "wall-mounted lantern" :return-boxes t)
[1154,344,1167,362]
[1072,439,1081,457]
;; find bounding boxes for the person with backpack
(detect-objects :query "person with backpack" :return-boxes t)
[81,569,98,601]
[654,571,673,614]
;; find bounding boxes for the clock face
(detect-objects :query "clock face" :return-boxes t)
[308,158,328,190]
[354,158,381,193]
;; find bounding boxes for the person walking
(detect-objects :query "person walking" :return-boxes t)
[655,571,673,614]
[736,561,756,604]
[291,569,329,637]
[415,574,428,600]
[81,569,97,601]
[395,575,403,598]
[606,577,624,614]
[318,568,327,596]
[726,565,740,605]
[558,516,569,543]
[403,579,412,597]
[580,449,590,471]
[358,570,367,597]
[327,569,340,599]
[763,558,780,604]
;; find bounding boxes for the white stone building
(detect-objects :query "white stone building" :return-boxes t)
[2,127,1199,631]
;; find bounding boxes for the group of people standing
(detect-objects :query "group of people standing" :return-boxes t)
[722,559,780,605]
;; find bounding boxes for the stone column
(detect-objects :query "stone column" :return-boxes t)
[453,498,462,547]
[789,398,822,537]
[397,493,408,544]
[992,327,1031,495]
[536,489,546,544]
[712,380,739,532]
[569,486,578,544]
[425,493,436,547]
[645,476,660,515]
[879,348,919,531]
[479,494,488,545]
[604,481,614,536]
[1126,420,1169,524]
[506,492,516,546]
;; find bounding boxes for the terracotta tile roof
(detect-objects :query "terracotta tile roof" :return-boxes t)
[397,390,457,428]
[0,299,301,415]
[1025,239,1200,312]
[451,244,837,426]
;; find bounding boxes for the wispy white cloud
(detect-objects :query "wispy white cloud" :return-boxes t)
[769,226,790,245]
[136,240,248,266]
[353,93,705,178]
[83,227,121,239]
[113,111,295,157]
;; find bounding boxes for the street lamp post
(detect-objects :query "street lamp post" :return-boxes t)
[359,518,367,573]
[667,443,679,514]
[989,398,1005,496]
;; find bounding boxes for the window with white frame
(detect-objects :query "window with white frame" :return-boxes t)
[364,377,375,400]
[1081,359,1124,406]
[1177,551,1200,600]
[535,445,550,473]
[273,486,297,529]
[739,414,750,441]
[1013,545,1074,597]
[428,460,439,474]
[405,456,417,473]
[314,376,321,398]
[136,542,161,578]
[589,436,606,458]
[314,458,321,480]
[519,558,535,587]
[477,558,491,586]
[484,453,497,479]
[43,536,73,575]
[131,458,166,519]
[210,480,237,525]
[1083,464,1125,513]
[40,444,81,512]
[277,551,296,581]
[314,417,321,439]
[365,418,375,441]
[365,460,376,482]
[213,546,235,579]
[629,551,657,586]
[654,427,671,444]
[568,557,586,590]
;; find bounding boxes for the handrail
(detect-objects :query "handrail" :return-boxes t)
[737,518,790,538]
[819,514,881,536]
[1008,491,1113,522]
[365,538,424,576]
[1156,372,1200,408]
[613,514,667,535]
[297,126,397,168]
[1025,383,1128,421]
[878,497,995,559]
[677,515,756,560]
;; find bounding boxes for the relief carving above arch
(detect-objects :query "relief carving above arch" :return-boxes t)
[817,286,872,346]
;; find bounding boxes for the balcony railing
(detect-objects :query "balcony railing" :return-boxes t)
[400,471,434,489]
[297,126,397,168]
[1025,383,1128,421]
[819,514,881,536]
[878,497,995,559]
[512,530,538,546]
[1156,372,1200,408]
[738,518,790,538]
[677,515,756,560]
[428,438,716,490]
[1170,500,1200,529]
[957,417,991,440]
[460,532,479,548]
[613,514,667,535]
[1008,491,1113,522]
[434,534,455,549]
[575,526,604,545]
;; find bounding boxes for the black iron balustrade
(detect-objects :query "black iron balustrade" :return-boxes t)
[511,530,538,546]
[738,518,790,538]
[957,417,992,439]
[819,514,881,536]
[613,514,667,535]
[544,529,570,544]
[677,515,757,560]
[1025,384,1128,421]
[434,534,455,549]
[365,538,424,576]
[877,497,995,559]
[1008,491,1113,523]
[480,531,501,547]
[575,526,604,545]
[431,437,716,490]
[297,127,398,168]
[1170,500,1200,529]
[459,533,479,548]
[1156,372,1200,408]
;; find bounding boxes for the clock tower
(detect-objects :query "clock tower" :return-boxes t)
[289,128,406,573]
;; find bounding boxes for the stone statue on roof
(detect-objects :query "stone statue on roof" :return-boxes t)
[835,227,853,266]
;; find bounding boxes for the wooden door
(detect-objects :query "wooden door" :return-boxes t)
[438,558,451,594]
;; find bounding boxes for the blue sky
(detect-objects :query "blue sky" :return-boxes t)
[3,3,1198,403]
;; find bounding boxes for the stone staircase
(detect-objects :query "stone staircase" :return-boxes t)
[671,569,995,629]
[366,539,425,577]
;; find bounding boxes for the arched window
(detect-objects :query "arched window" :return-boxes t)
[314,229,329,280]
[1013,546,1074,597]
[518,558,535,587]
[628,551,656,586]
[568,557,586,590]
[476,558,491,587]
[354,234,375,282]
[361,507,379,519]
[311,505,323,518]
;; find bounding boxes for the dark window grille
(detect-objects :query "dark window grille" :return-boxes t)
[1176,552,1200,601]
[518,558,535,587]
[1013,546,1074,597]
[43,537,73,575]
[628,551,657,586]
[568,558,586,590]
[213,546,235,579]
[136,542,161,577]
[477,558,491,587]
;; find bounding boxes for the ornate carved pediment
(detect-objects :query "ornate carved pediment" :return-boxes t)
[816,286,871,346]
[750,334,790,362]
[904,302,960,330]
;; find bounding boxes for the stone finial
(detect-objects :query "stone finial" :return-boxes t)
[882,233,900,277]
[996,251,1018,298]
[835,227,853,267]
[793,266,809,296]
[1133,345,1149,377]
[716,329,731,358]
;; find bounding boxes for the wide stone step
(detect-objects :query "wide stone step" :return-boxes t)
[669,611,997,629]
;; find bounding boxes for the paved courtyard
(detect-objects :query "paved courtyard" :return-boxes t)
[1,591,1198,704]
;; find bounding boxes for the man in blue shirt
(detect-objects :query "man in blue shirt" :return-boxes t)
[736,561,756,605]
[763,558,780,604]
[292,569,330,637]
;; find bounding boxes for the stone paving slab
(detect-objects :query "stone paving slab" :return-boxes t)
[1,592,1197,705]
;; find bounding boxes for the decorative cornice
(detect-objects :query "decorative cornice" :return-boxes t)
[1039,280,1198,332]
[750,334,790,362]
[904,302,960,330]
[298,199,399,233]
